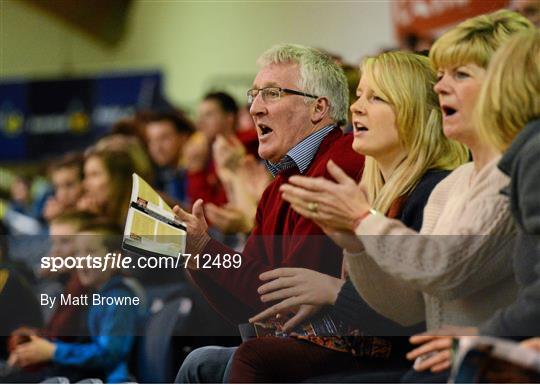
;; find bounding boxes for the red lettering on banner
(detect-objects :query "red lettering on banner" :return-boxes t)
[393,0,510,44]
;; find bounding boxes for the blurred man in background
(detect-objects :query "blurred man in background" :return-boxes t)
[144,110,194,206]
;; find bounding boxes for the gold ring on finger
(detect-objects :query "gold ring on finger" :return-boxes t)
[307,201,318,213]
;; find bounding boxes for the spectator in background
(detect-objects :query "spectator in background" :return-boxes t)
[8,176,33,217]
[144,110,194,207]
[402,33,434,54]
[0,221,43,361]
[183,91,240,208]
[190,92,268,238]
[206,135,271,235]
[6,222,141,383]
[96,117,155,184]
[341,64,360,133]
[511,0,540,26]
[43,153,84,222]
[2,175,46,235]
[6,212,96,378]
[77,149,134,227]
[235,104,259,157]
[109,115,147,146]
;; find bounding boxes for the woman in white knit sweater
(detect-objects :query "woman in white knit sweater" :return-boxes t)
[280,9,534,374]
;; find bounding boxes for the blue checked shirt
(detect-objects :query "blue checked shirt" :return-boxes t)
[265,124,336,177]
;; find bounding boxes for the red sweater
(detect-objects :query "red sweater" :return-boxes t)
[189,128,365,323]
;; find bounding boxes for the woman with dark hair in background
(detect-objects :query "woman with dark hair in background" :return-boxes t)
[77,149,134,227]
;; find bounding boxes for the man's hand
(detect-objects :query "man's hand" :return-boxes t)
[173,199,211,257]
[8,336,55,368]
[248,267,345,332]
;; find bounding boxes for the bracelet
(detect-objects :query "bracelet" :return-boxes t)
[352,208,377,230]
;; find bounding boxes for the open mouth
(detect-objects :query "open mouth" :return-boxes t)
[442,105,457,117]
[353,122,369,132]
[258,124,273,136]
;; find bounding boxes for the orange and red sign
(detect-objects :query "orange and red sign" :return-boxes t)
[393,0,510,44]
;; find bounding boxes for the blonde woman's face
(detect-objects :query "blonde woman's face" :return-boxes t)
[350,74,401,162]
[434,63,486,144]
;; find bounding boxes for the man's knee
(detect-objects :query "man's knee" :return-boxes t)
[175,346,236,383]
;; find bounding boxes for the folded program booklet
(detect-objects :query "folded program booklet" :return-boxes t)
[239,313,343,341]
[450,336,540,383]
[122,173,187,258]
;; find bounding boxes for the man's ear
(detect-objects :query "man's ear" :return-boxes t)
[311,97,330,124]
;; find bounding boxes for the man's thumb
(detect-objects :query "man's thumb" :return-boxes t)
[192,199,206,221]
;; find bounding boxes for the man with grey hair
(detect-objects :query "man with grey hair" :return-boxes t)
[173,44,364,382]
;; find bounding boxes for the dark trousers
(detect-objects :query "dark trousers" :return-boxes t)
[229,337,410,383]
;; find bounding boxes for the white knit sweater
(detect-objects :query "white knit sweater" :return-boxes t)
[346,157,518,330]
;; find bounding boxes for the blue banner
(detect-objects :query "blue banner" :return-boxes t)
[0,71,163,161]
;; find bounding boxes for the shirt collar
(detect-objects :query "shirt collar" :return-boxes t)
[265,124,336,177]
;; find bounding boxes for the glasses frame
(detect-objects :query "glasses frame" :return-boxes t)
[247,87,319,104]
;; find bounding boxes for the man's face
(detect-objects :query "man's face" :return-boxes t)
[250,63,314,163]
[52,166,83,208]
[145,121,184,168]
[196,99,232,141]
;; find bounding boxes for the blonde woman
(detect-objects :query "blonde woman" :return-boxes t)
[476,29,540,336]
[412,28,540,380]
[280,10,533,379]
[225,51,467,383]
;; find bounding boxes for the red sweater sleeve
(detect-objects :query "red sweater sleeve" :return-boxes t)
[188,131,364,324]
[188,211,342,323]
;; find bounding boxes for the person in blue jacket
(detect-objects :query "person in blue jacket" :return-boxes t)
[6,222,143,383]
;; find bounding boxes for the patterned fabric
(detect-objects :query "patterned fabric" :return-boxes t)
[265,124,336,176]
[295,196,408,359]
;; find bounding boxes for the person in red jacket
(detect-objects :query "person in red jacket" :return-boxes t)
[174,44,364,325]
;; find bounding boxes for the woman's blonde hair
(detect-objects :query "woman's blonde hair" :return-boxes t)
[477,30,540,152]
[430,9,533,70]
[360,52,469,214]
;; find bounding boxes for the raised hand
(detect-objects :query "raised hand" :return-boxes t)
[173,198,211,256]
[280,159,371,231]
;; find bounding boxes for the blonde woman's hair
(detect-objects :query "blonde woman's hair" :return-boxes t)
[430,9,533,70]
[360,52,469,214]
[477,30,540,152]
